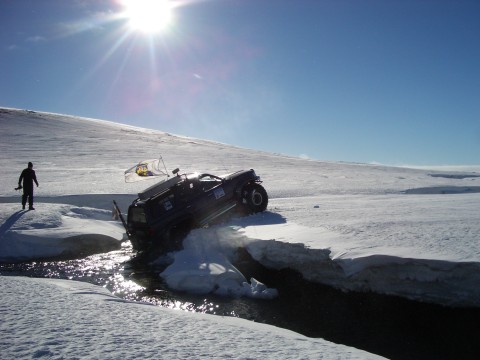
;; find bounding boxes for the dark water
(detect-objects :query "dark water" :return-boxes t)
[1,244,480,360]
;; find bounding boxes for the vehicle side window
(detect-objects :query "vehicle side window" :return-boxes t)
[199,175,222,191]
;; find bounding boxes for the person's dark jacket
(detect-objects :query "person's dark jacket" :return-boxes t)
[19,168,39,191]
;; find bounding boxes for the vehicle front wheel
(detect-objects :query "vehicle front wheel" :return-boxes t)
[243,184,268,213]
[161,218,193,252]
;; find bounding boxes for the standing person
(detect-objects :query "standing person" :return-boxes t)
[18,162,39,210]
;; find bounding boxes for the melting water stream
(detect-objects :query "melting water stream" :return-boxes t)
[1,243,480,360]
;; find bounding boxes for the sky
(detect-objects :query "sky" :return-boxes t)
[1,0,480,166]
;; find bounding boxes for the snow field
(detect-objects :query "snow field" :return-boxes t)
[2,108,480,358]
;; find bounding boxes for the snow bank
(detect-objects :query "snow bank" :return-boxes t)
[160,227,278,299]
[0,203,125,263]
[239,218,480,307]
[0,276,383,359]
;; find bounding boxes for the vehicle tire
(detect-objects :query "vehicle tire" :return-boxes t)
[130,234,151,252]
[162,218,193,251]
[243,184,268,213]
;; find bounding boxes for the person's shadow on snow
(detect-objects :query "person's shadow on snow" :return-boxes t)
[0,210,27,239]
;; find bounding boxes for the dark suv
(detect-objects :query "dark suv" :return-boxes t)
[126,169,268,252]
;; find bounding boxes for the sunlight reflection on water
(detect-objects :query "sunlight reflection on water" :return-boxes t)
[0,243,238,317]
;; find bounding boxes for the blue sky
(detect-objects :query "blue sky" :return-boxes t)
[1,0,480,166]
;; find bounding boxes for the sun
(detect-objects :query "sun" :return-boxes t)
[121,0,173,34]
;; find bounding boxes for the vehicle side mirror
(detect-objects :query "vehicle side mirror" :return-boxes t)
[172,168,180,176]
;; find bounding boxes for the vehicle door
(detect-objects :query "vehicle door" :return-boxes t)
[198,174,228,212]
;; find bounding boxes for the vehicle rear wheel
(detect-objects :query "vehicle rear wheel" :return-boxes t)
[243,184,268,213]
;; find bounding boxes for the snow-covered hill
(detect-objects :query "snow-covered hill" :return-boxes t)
[1,107,480,358]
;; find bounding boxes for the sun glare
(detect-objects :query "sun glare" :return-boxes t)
[122,0,173,33]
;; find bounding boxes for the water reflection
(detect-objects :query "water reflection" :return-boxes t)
[0,243,239,317]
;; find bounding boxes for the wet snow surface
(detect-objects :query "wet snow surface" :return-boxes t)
[1,108,480,359]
